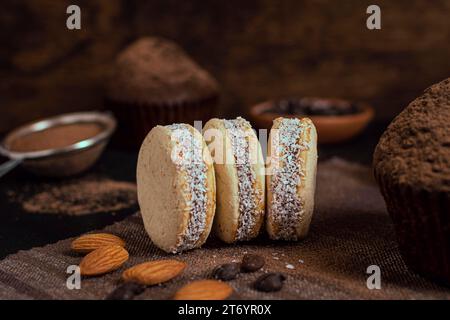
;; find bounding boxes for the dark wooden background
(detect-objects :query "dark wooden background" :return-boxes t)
[1,0,450,133]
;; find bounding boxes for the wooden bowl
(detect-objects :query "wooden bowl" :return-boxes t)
[249,99,374,144]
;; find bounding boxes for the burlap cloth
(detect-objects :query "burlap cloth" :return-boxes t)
[1,158,449,300]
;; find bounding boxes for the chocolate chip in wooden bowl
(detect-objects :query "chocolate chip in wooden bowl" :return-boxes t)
[269,98,361,116]
[253,273,286,292]
[105,282,145,300]
[241,254,265,272]
[212,263,240,281]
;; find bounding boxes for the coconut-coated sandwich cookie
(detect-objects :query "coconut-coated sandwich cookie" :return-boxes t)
[203,117,265,243]
[137,124,216,253]
[266,117,317,241]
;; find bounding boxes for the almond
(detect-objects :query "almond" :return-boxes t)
[173,280,233,300]
[122,260,186,285]
[71,233,125,253]
[80,245,129,276]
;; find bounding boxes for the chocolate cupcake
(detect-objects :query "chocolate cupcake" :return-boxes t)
[106,37,219,148]
[374,78,450,284]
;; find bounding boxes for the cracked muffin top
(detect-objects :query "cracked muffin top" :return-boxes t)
[107,37,218,105]
[374,77,450,192]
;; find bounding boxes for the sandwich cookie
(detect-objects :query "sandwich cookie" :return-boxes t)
[266,117,317,240]
[203,117,265,243]
[137,124,216,253]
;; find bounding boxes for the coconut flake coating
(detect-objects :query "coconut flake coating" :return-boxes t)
[167,124,208,252]
[269,118,309,240]
[224,117,263,241]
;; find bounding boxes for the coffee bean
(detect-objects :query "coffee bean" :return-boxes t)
[254,273,286,292]
[105,282,145,300]
[212,263,240,281]
[241,254,265,272]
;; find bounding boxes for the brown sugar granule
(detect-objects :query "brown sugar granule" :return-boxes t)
[15,175,137,216]
[9,123,103,152]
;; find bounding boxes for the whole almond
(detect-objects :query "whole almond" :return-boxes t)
[173,280,233,300]
[71,233,125,253]
[122,260,186,285]
[80,245,129,276]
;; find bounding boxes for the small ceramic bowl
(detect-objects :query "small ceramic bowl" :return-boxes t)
[249,98,374,144]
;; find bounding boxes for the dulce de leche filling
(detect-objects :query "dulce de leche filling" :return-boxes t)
[269,118,310,240]
[167,124,208,252]
[224,117,263,241]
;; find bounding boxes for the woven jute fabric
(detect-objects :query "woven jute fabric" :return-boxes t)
[1,158,449,300]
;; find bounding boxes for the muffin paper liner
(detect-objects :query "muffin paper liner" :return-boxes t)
[375,170,450,284]
[106,96,218,148]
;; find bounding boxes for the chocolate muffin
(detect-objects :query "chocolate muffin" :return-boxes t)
[106,37,219,148]
[374,78,450,284]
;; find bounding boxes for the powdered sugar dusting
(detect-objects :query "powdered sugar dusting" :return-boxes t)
[167,124,208,252]
[269,118,309,240]
[224,117,263,241]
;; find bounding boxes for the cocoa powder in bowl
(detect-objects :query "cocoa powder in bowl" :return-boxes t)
[9,123,103,152]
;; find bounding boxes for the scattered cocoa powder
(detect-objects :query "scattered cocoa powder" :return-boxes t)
[9,123,103,152]
[8,175,137,215]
